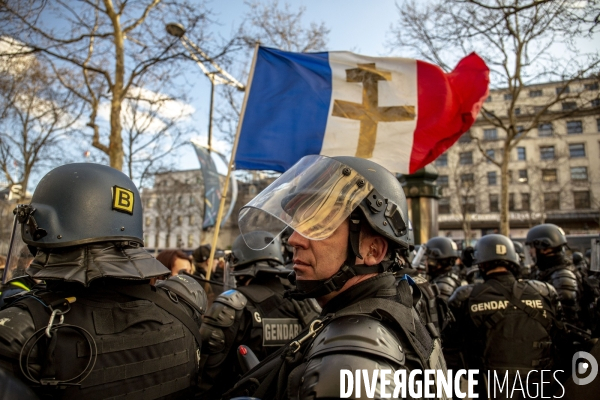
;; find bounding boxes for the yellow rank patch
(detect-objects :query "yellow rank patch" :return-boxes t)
[112,185,134,214]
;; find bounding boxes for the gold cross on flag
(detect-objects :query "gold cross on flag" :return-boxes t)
[332,63,416,158]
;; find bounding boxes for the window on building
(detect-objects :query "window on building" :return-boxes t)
[166,216,172,226]
[187,234,195,248]
[529,89,543,97]
[154,234,160,249]
[574,191,591,209]
[189,214,196,225]
[597,118,600,132]
[538,123,553,137]
[459,152,473,165]
[177,196,183,205]
[437,175,449,186]
[507,170,514,184]
[489,194,499,212]
[487,171,497,186]
[509,193,516,211]
[571,166,588,181]
[460,173,474,186]
[176,234,182,248]
[504,93,513,101]
[542,169,558,182]
[556,86,570,94]
[569,143,586,158]
[518,169,528,183]
[155,217,160,228]
[517,147,526,161]
[461,196,476,213]
[486,149,495,163]
[584,82,599,91]
[514,107,521,115]
[176,215,182,226]
[521,193,530,211]
[544,193,560,210]
[567,120,583,134]
[591,99,600,107]
[540,146,555,160]
[145,217,151,227]
[435,153,448,166]
[484,128,498,140]
[485,95,492,103]
[165,234,171,248]
[189,196,195,206]
[439,197,450,214]
[458,132,472,143]
[562,102,577,111]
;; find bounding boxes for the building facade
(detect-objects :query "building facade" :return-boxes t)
[435,79,599,244]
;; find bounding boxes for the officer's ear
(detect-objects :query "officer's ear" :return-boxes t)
[362,235,388,266]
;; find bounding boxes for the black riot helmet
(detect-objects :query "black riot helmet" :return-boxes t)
[238,155,411,300]
[3,163,168,285]
[525,223,567,269]
[572,252,584,265]
[20,163,144,248]
[512,240,526,266]
[424,237,458,276]
[473,234,520,275]
[230,232,286,278]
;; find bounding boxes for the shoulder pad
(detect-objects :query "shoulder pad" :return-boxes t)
[551,268,578,280]
[524,280,554,298]
[215,289,248,310]
[199,323,226,353]
[448,284,474,307]
[156,274,208,315]
[306,315,405,366]
[434,276,459,298]
[412,275,429,285]
[204,290,247,328]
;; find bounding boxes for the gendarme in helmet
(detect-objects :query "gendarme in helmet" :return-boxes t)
[230,231,287,279]
[238,155,412,300]
[525,223,568,270]
[473,234,520,275]
[424,236,458,276]
[3,163,168,285]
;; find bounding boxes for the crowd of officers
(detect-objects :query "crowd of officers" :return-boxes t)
[0,159,598,399]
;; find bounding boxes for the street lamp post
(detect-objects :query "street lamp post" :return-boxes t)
[165,23,245,153]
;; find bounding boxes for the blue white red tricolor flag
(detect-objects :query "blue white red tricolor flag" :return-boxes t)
[235,46,489,174]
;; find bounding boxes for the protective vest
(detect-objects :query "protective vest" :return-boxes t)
[466,278,557,372]
[538,264,581,325]
[224,275,447,400]
[411,274,453,338]
[199,278,320,398]
[432,272,463,302]
[8,284,201,400]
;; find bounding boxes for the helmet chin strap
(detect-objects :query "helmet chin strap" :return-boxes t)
[285,211,382,301]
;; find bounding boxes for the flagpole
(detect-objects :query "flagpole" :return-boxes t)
[205,43,261,282]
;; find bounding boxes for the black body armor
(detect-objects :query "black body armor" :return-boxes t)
[199,276,320,399]
[0,281,204,399]
[537,263,581,326]
[432,272,463,302]
[224,273,448,400]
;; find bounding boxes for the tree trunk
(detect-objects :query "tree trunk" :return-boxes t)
[500,148,510,235]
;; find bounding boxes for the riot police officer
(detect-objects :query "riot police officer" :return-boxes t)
[225,155,447,399]
[0,163,207,399]
[448,234,561,398]
[512,240,531,279]
[572,251,589,280]
[198,231,320,399]
[424,236,463,301]
[526,223,582,326]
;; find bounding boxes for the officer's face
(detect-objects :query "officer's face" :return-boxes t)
[171,257,192,276]
[288,219,350,283]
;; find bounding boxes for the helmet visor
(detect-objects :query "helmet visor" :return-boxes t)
[2,209,34,284]
[238,155,373,250]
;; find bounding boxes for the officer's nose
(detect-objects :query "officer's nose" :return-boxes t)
[288,229,308,250]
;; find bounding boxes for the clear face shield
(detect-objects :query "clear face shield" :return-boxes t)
[238,155,374,250]
[590,236,600,273]
[2,206,35,284]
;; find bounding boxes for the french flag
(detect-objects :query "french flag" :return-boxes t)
[235,46,489,174]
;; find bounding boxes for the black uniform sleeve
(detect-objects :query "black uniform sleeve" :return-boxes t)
[0,307,36,375]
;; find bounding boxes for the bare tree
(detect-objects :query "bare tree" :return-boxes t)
[0,45,82,201]
[0,0,214,170]
[389,0,600,235]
